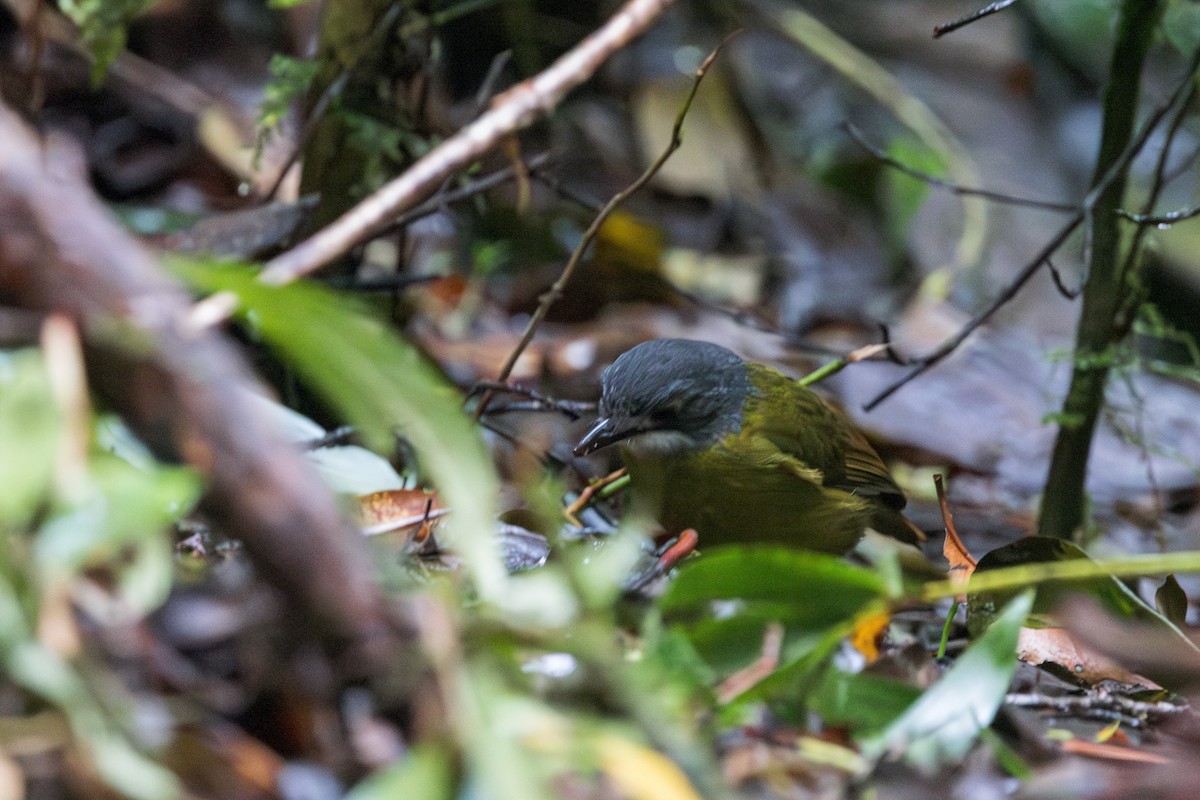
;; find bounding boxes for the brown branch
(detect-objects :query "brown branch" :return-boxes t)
[0,103,398,664]
[260,0,677,285]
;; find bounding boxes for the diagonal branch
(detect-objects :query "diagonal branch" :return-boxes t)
[0,102,399,663]
[864,46,1197,412]
[260,0,677,285]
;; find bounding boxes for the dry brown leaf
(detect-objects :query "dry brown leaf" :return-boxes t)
[1017,627,1158,688]
[356,489,446,542]
[1058,738,1172,765]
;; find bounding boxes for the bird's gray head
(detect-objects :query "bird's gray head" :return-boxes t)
[573,339,752,457]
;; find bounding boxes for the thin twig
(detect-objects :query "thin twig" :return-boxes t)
[864,56,1200,411]
[261,0,677,284]
[1045,257,1082,300]
[1118,203,1200,225]
[844,123,1076,212]
[473,32,740,420]
[1118,69,1200,292]
[864,215,1082,410]
[377,151,553,237]
[467,380,595,419]
[933,0,1020,38]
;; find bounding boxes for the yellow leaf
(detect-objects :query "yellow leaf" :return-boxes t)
[595,734,702,800]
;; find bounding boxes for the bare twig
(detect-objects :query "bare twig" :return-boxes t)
[467,381,595,419]
[844,123,1076,212]
[1118,203,1200,225]
[377,151,553,237]
[864,215,1082,410]
[1118,73,1199,293]
[1045,257,1082,300]
[864,54,1198,411]
[1004,691,1186,723]
[260,0,677,285]
[933,0,1020,38]
[473,32,739,420]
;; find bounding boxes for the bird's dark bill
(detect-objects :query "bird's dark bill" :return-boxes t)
[573,417,631,456]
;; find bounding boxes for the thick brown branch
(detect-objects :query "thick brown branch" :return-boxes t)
[0,103,397,662]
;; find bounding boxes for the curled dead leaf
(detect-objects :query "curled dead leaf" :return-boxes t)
[355,489,447,543]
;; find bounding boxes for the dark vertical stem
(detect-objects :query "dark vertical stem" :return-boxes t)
[1037,0,1163,538]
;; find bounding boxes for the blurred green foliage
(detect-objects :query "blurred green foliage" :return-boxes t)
[56,0,154,82]
[0,349,200,799]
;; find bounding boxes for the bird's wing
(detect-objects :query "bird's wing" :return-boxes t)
[838,427,906,509]
[743,363,906,507]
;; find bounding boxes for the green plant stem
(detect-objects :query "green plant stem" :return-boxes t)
[920,549,1200,603]
[936,600,958,659]
[1036,0,1163,539]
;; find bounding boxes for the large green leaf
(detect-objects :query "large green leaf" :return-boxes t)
[168,258,507,598]
[660,546,888,617]
[658,547,889,682]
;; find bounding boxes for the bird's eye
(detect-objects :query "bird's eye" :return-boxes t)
[650,406,681,429]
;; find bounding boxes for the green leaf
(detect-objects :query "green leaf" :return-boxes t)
[682,616,830,678]
[346,744,453,800]
[259,55,320,133]
[91,734,182,800]
[725,627,843,713]
[658,548,887,685]
[660,546,888,619]
[57,0,155,83]
[168,258,507,600]
[1164,0,1200,57]
[35,452,199,582]
[810,668,922,736]
[0,351,60,527]
[860,591,1032,769]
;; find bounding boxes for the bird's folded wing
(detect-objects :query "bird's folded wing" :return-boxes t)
[836,429,906,508]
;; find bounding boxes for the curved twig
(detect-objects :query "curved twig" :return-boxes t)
[473,31,740,419]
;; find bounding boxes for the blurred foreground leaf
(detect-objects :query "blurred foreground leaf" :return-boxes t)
[169,258,507,599]
[0,351,60,525]
[658,547,889,680]
[346,744,452,800]
[37,452,198,608]
[0,349,184,800]
[810,668,922,736]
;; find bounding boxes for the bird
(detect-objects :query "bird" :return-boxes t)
[573,338,922,553]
